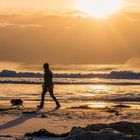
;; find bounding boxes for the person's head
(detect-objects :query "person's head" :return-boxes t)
[43,63,49,70]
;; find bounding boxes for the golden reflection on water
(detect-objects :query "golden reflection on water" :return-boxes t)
[85,93,97,97]
[90,85,111,91]
[83,85,111,97]
[87,102,110,108]
[85,85,112,108]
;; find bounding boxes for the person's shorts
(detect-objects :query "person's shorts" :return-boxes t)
[43,82,54,91]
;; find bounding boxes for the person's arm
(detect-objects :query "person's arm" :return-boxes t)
[42,73,47,88]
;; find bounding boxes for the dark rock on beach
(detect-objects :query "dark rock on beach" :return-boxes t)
[63,128,138,140]
[63,122,140,140]
[112,104,131,108]
[25,122,140,140]
[25,129,69,138]
[84,122,140,135]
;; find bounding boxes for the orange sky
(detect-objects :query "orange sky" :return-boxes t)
[0,0,140,64]
[0,0,75,10]
[0,0,139,12]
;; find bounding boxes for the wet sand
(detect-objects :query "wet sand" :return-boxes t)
[0,103,140,139]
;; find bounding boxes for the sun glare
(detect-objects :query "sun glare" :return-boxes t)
[76,0,122,18]
[90,85,110,91]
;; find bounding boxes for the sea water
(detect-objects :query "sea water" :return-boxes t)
[0,64,139,109]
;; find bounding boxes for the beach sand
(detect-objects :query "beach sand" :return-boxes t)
[0,102,140,139]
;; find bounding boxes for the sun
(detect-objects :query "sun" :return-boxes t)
[76,0,122,18]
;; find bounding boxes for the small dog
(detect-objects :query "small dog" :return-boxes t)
[10,99,24,107]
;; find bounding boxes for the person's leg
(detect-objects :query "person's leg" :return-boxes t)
[38,88,47,108]
[49,88,60,109]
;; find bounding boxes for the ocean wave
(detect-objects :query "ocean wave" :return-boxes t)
[0,79,140,85]
[110,97,140,102]
[0,69,140,79]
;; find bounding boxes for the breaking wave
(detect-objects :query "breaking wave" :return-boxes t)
[0,70,140,79]
[0,78,140,85]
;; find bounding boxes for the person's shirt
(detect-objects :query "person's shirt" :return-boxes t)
[44,69,53,86]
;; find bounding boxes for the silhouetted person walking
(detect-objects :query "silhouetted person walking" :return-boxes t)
[37,63,61,109]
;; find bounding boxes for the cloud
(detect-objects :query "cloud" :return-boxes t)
[0,11,140,64]
[16,24,43,28]
[125,57,140,66]
[0,23,15,27]
[0,61,22,71]
[0,22,43,28]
